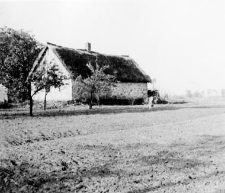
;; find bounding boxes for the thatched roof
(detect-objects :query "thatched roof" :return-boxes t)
[31,42,151,83]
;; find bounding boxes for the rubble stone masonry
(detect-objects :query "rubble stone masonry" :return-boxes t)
[110,82,147,99]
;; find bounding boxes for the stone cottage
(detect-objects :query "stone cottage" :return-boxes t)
[29,42,151,104]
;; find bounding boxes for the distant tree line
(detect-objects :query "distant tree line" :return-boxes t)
[186,89,225,97]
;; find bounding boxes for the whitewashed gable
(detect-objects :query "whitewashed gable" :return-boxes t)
[0,84,8,102]
[33,47,73,101]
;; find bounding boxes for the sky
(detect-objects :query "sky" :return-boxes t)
[0,0,225,95]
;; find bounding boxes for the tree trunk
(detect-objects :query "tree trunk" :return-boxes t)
[28,85,33,116]
[98,98,100,107]
[30,96,33,116]
[89,92,93,109]
[96,93,100,107]
[44,89,47,111]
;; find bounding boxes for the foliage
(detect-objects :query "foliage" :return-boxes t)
[186,90,192,98]
[186,90,205,98]
[0,27,67,115]
[99,98,145,105]
[28,58,68,112]
[30,60,67,98]
[193,90,205,98]
[207,89,218,96]
[147,90,159,98]
[221,89,225,97]
[0,27,42,102]
[74,62,115,109]
[0,101,12,109]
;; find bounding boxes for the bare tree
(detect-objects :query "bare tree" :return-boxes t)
[74,62,115,109]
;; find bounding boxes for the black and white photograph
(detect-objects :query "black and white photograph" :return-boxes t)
[0,0,225,192]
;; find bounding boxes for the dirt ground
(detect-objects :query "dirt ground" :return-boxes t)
[1,101,225,192]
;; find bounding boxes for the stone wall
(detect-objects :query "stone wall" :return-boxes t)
[72,81,148,101]
[110,82,148,99]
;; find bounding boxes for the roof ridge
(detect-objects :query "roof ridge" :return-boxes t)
[47,42,131,59]
[31,42,152,83]
[47,42,63,48]
[47,42,97,55]
[28,46,48,80]
[130,58,152,83]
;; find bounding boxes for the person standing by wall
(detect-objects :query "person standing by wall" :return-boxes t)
[148,90,159,109]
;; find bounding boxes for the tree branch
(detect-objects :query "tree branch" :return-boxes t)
[31,85,46,97]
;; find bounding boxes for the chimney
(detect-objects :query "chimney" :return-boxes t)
[85,42,91,52]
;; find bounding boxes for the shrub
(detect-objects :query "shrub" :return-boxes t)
[0,101,12,109]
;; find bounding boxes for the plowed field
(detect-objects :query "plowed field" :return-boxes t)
[1,102,225,192]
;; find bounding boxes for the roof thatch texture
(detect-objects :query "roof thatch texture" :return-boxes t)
[45,43,151,83]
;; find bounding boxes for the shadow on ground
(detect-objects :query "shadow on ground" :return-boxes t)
[0,105,182,119]
[0,159,83,193]
[2,102,225,120]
